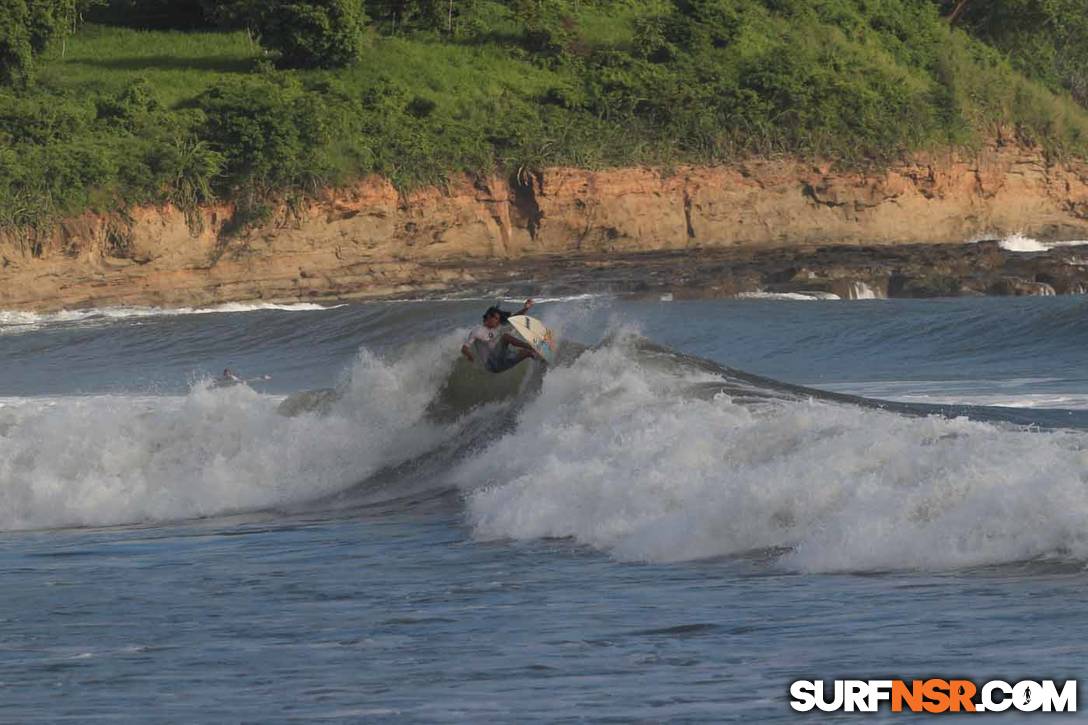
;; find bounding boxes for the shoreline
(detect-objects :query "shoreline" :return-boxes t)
[3,240,1087,315]
[369,240,1088,302]
[2,145,1088,313]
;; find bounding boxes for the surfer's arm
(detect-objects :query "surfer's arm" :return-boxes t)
[513,298,534,316]
[460,344,475,363]
[501,333,540,358]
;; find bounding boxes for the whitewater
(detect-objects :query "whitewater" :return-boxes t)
[2,295,1086,721]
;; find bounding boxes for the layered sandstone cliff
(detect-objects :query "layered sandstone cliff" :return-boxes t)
[2,143,1088,311]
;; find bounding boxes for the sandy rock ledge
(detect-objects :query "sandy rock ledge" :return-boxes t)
[3,144,1088,311]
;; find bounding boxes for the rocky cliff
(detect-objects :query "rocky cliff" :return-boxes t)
[2,142,1088,311]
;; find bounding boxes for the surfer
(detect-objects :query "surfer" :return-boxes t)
[217,368,243,386]
[213,368,270,387]
[461,299,541,373]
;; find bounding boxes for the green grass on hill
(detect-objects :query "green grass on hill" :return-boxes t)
[3,0,1088,236]
[38,25,264,106]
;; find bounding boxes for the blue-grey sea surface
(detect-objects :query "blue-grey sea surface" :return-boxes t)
[1,295,1086,722]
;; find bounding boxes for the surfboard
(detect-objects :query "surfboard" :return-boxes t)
[507,315,558,366]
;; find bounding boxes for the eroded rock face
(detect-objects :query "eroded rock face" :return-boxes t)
[2,143,1088,311]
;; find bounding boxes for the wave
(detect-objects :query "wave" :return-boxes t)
[4,321,1088,575]
[737,291,842,301]
[972,232,1088,253]
[0,335,463,531]
[749,294,1088,381]
[736,281,879,301]
[0,302,344,333]
[457,335,1088,573]
[384,293,608,304]
[820,382,1088,411]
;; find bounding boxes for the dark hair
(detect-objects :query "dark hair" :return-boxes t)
[483,305,510,322]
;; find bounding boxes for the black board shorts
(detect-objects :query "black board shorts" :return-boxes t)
[486,350,522,374]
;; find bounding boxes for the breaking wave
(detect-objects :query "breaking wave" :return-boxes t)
[457,337,1088,573]
[3,311,1088,575]
[0,335,461,531]
[0,302,344,334]
[984,232,1088,253]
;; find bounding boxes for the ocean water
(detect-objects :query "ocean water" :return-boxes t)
[1,296,1087,721]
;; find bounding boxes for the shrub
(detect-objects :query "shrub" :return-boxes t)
[511,0,575,59]
[195,76,332,193]
[255,0,367,69]
[947,0,1088,106]
[0,0,35,86]
[1,0,97,86]
[95,79,162,131]
[0,89,90,143]
[5,0,1088,237]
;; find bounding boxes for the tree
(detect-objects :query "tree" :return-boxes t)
[0,0,90,86]
[941,0,973,25]
[254,0,367,69]
[363,0,478,36]
[1,0,34,86]
[201,0,264,31]
[511,0,574,58]
[939,0,1088,105]
[85,0,205,30]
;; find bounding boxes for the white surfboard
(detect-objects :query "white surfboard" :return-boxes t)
[507,315,558,365]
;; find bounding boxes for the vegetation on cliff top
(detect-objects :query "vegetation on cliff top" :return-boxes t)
[2,0,1088,233]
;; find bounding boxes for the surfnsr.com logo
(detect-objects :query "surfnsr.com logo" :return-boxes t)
[790,679,1077,713]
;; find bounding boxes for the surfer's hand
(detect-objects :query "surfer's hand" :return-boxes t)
[524,298,534,310]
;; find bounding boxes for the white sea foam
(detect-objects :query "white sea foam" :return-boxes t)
[0,295,601,332]
[382,293,609,305]
[846,281,878,300]
[985,233,1088,253]
[0,302,343,331]
[0,335,459,531]
[820,380,1088,410]
[998,233,1050,253]
[737,291,842,301]
[877,393,1088,410]
[502,293,606,304]
[11,319,1088,571]
[736,283,876,301]
[458,339,1088,572]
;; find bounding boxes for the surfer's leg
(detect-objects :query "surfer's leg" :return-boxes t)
[507,350,533,369]
[485,351,511,373]
[487,349,531,374]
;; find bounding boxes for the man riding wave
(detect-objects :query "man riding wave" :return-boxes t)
[461,299,542,373]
